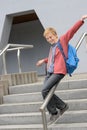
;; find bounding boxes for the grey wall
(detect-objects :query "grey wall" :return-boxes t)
[8,20,50,75]
[0,0,87,75]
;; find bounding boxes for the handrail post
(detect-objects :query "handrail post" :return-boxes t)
[17,49,21,73]
[40,84,58,130]
[40,109,48,130]
[2,52,7,74]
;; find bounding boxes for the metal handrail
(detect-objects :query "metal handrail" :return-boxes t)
[40,32,87,130]
[0,44,33,56]
[75,32,87,51]
[0,43,33,74]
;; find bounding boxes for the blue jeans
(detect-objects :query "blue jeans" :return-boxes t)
[42,73,66,115]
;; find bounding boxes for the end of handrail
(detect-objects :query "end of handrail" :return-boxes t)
[39,107,44,112]
[83,32,87,35]
[75,32,87,51]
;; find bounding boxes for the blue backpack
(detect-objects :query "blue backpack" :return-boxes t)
[57,41,79,76]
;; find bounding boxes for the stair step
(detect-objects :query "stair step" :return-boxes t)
[0,102,42,114]
[9,82,43,94]
[3,88,87,103]
[0,112,42,125]
[0,75,87,129]
[0,124,43,130]
[0,123,87,130]
[9,79,87,94]
[51,123,87,130]
[3,92,42,103]
[0,99,87,114]
[55,110,87,124]
[0,110,87,125]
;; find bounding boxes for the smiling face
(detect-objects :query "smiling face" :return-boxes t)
[45,32,58,44]
[43,27,58,45]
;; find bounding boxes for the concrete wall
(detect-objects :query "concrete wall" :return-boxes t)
[0,0,87,75]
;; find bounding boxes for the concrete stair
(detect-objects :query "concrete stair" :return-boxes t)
[0,74,87,129]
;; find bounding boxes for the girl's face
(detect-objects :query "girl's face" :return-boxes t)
[45,32,58,45]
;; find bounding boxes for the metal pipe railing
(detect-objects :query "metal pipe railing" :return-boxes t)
[40,32,87,130]
[0,44,33,56]
[75,32,87,51]
[0,44,10,56]
[7,47,29,51]
[0,44,33,74]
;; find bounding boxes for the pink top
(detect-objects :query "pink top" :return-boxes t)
[44,20,84,75]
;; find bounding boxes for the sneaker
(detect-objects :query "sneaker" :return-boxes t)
[60,103,69,115]
[48,112,59,125]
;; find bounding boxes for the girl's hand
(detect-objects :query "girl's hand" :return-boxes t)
[81,15,87,21]
[36,59,45,66]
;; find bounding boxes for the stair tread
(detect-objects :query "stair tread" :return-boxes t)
[51,122,87,127]
[9,82,43,87]
[0,110,87,116]
[4,88,87,97]
[0,124,43,128]
[0,112,42,117]
[0,123,87,128]
[0,101,42,106]
[3,92,41,97]
[1,98,87,106]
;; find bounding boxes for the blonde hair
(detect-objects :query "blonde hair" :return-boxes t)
[43,27,58,38]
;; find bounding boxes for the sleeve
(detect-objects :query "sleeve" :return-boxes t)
[61,20,84,44]
[44,58,48,63]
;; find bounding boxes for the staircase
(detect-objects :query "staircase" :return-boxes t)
[0,73,87,130]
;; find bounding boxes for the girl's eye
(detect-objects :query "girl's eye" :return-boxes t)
[48,37,52,39]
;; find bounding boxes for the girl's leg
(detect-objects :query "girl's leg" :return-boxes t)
[42,73,66,115]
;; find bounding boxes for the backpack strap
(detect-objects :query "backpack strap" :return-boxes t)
[57,41,67,62]
[57,41,72,76]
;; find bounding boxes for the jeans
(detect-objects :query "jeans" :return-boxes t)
[42,73,66,115]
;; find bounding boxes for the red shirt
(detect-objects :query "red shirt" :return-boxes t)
[44,20,84,75]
